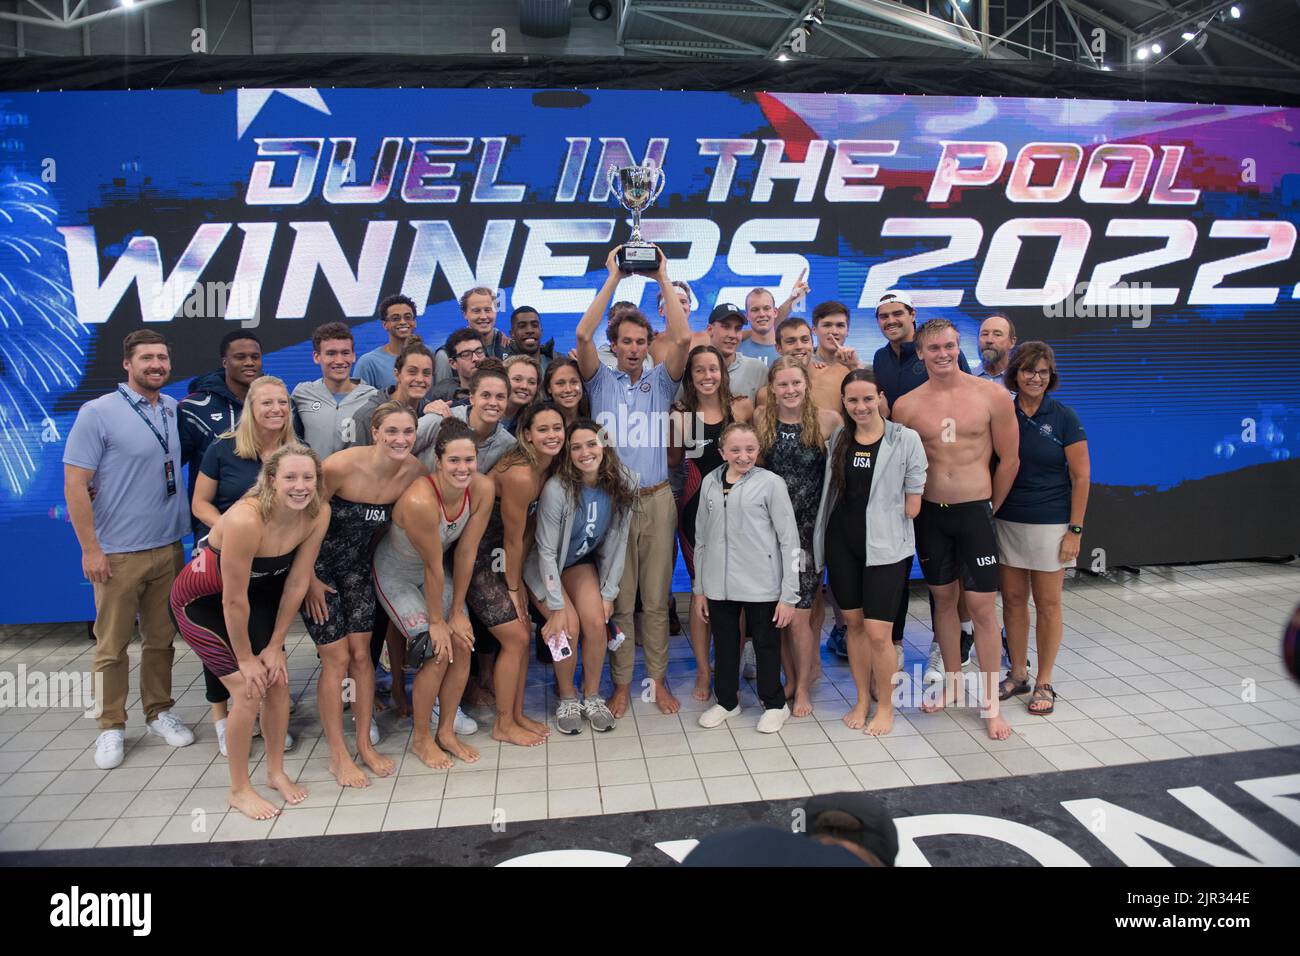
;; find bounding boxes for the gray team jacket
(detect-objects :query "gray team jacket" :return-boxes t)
[414,404,516,474]
[523,464,638,611]
[692,466,801,605]
[291,379,379,458]
[812,420,928,570]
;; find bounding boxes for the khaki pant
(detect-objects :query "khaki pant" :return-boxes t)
[611,484,675,685]
[92,542,184,731]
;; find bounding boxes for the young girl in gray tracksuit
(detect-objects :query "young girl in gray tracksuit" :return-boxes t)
[692,422,802,735]
[523,418,637,734]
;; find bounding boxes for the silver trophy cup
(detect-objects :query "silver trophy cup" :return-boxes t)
[608,161,666,272]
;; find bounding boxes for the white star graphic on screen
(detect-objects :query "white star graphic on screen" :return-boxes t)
[236,88,331,139]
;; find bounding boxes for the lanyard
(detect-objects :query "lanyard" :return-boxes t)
[117,387,170,455]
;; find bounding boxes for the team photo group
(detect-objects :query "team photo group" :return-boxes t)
[64,242,1089,822]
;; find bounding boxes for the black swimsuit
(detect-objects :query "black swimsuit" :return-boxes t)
[302,496,391,645]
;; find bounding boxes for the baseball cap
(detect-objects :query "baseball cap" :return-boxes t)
[708,303,747,326]
[804,792,899,866]
[876,290,914,312]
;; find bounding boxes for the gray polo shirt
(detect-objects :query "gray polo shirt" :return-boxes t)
[63,383,189,554]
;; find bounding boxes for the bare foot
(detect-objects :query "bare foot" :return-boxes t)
[267,770,307,805]
[608,685,631,719]
[920,681,960,714]
[229,786,280,820]
[985,713,1013,741]
[865,708,894,736]
[792,691,813,718]
[653,679,680,715]
[517,714,551,738]
[437,731,480,764]
[843,703,868,730]
[692,671,711,702]
[492,720,544,747]
[358,746,395,778]
[329,754,370,788]
[411,735,452,770]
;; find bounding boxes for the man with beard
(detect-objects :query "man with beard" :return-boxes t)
[972,313,1016,381]
[65,331,194,769]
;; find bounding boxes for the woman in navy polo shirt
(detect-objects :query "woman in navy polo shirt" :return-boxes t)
[994,342,1090,716]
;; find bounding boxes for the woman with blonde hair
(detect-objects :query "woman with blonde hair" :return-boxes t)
[758,357,839,717]
[190,374,296,754]
[170,443,330,820]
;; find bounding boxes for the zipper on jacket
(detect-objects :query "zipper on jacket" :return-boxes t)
[721,476,729,598]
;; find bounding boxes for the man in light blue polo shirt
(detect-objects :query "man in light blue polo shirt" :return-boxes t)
[64,330,195,770]
[576,244,692,720]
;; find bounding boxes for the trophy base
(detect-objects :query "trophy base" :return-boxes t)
[617,243,660,273]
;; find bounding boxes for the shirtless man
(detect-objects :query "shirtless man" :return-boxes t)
[891,319,1020,740]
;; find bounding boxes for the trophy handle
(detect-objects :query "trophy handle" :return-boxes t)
[607,164,623,205]
[649,165,666,204]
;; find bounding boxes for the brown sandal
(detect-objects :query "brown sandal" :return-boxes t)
[1028,683,1056,715]
[998,672,1031,701]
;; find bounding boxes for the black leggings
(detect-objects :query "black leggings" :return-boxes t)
[709,599,784,711]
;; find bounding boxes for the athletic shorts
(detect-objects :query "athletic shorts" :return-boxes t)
[914,499,1000,592]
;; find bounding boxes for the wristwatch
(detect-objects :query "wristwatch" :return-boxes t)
[1068,525,1083,535]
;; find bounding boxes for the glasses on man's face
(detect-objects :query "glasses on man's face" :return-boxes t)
[456,347,486,361]
[1021,368,1052,381]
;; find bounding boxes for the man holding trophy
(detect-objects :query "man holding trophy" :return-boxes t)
[575,160,692,717]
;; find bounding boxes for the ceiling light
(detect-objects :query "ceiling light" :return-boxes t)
[1182,31,1195,40]
[1230,5,1241,18]
[1151,42,1162,54]
[777,53,790,61]
[1135,46,1149,60]
[588,1,612,20]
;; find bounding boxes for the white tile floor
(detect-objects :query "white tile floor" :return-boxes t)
[1,561,1297,852]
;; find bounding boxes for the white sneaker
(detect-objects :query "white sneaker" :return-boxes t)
[756,704,791,734]
[284,730,296,752]
[94,729,125,770]
[741,642,757,680]
[895,643,905,673]
[698,703,742,728]
[923,641,944,685]
[433,705,478,736]
[369,721,380,746]
[215,718,228,757]
[147,711,195,748]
